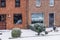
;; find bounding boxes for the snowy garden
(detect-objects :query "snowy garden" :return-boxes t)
[0,28,60,40]
[0,23,60,40]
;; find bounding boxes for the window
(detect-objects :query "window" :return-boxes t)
[15,0,20,7]
[14,14,22,24]
[50,0,54,6]
[0,0,6,7]
[36,0,41,7]
[31,13,44,24]
[0,14,6,22]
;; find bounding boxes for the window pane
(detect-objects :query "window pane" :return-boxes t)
[1,2,5,7]
[15,0,20,7]
[31,13,44,24]
[1,0,6,7]
[36,0,41,7]
[50,0,54,6]
[15,3,20,7]
[14,14,22,24]
[0,15,6,22]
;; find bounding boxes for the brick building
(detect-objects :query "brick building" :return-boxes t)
[0,0,60,29]
[28,0,60,28]
[0,0,28,29]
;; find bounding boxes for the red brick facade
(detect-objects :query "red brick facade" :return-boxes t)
[0,0,60,29]
[0,0,27,29]
[28,0,60,27]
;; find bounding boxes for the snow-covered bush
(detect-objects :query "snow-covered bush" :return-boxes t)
[29,24,35,31]
[11,28,21,38]
[29,23,48,35]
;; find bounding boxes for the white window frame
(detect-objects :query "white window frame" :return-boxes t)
[36,0,41,7]
[50,0,54,6]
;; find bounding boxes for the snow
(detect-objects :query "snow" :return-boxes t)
[0,27,60,40]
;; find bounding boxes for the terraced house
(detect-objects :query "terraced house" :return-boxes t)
[0,0,60,29]
[0,0,28,29]
[28,0,60,28]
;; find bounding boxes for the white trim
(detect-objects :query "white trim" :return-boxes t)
[36,0,41,7]
[50,5,54,6]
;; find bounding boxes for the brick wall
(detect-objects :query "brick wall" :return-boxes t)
[0,0,27,29]
[0,0,60,29]
[28,0,60,27]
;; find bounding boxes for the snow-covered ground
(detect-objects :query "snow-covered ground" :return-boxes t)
[0,27,60,40]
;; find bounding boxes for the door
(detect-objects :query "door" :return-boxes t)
[49,13,54,27]
[0,14,6,29]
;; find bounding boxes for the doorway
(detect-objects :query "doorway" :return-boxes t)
[0,14,6,29]
[49,13,54,27]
